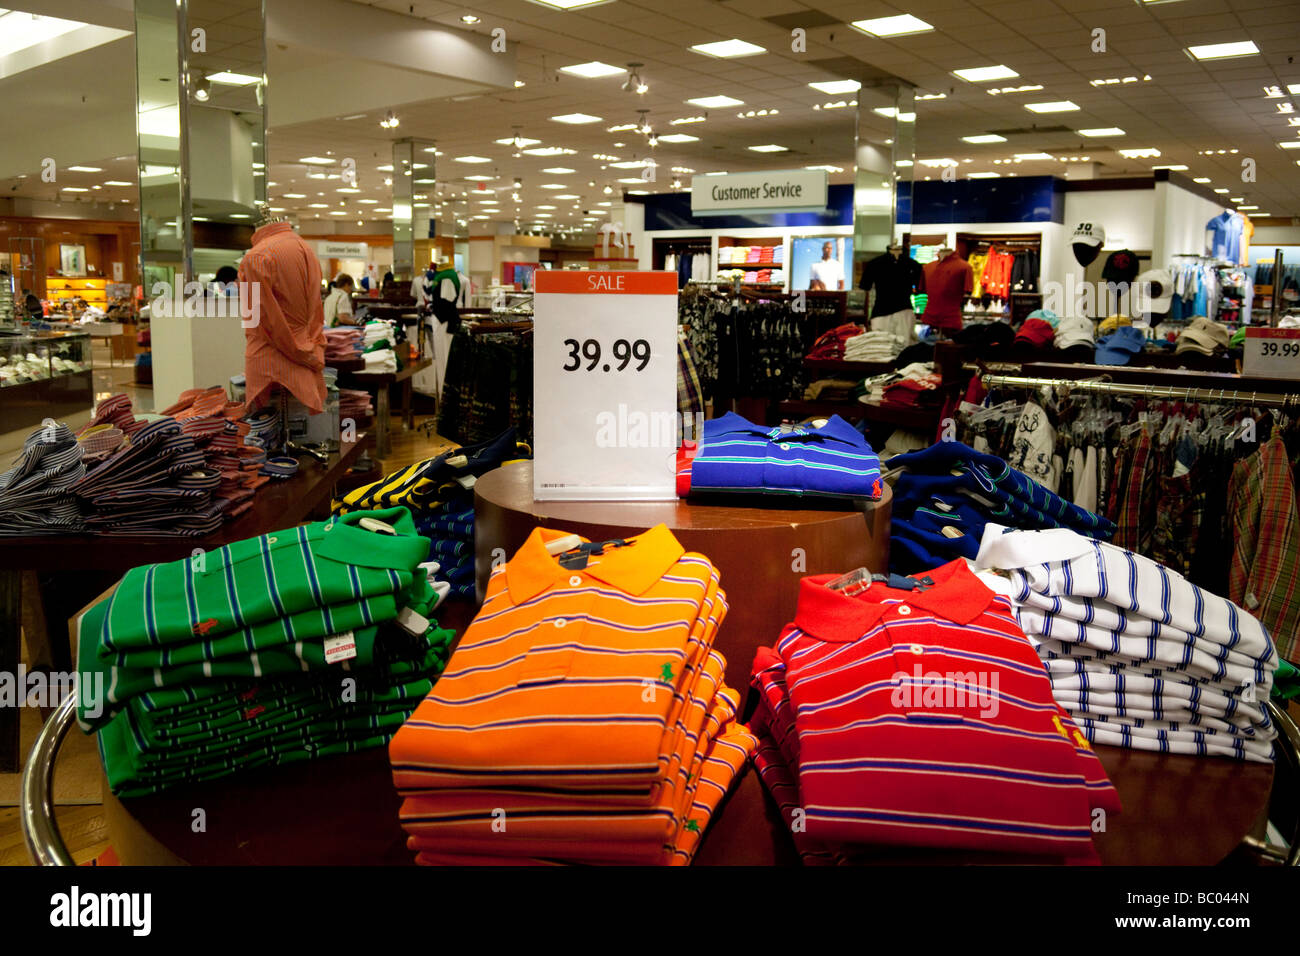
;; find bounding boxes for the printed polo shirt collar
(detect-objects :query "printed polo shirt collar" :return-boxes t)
[704,411,861,446]
[506,523,686,604]
[794,559,996,643]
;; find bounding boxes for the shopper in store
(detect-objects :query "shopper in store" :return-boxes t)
[324,272,360,327]
[212,265,239,298]
[808,240,845,291]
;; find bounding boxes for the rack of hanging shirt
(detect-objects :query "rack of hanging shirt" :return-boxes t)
[654,237,714,290]
[967,370,1300,662]
[436,315,533,448]
[1162,254,1253,323]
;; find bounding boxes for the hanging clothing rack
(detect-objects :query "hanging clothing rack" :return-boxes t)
[980,372,1300,409]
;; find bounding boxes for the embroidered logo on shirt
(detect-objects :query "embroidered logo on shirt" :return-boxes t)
[659,663,675,683]
[684,820,701,833]
[191,618,219,636]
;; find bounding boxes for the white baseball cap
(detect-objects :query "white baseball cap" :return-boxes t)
[1071,223,1105,248]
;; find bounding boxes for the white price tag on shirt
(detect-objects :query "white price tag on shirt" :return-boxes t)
[533,271,679,500]
[323,630,357,664]
[1243,328,1300,380]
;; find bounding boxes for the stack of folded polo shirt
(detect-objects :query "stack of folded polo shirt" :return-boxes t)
[674,412,883,500]
[0,419,86,536]
[886,441,1115,576]
[338,388,374,424]
[418,506,475,601]
[389,525,756,865]
[973,524,1278,762]
[161,385,235,421]
[70,418,225,536]
[805,323,865,361]
[1095,325,1146,365]
[747,561,1121,864]
[802,379,859,402]
[1175,316,1231,356]
[881,364,942,408]
[325,326,364,363]
[843,330,904,362]
[76,506,456,796]
[1054,315,1096,362]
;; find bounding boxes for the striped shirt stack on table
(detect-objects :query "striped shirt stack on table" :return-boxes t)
[388,525,756,865]
[887,441,1115,577]
[973,524,1279,762]
[675,412,883,500]
[334,427,530,601]
[0,419,86,535]
[748,560,1121,865]
[76,506,456,796]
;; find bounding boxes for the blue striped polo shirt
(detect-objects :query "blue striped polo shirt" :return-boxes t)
[690,412,883,499]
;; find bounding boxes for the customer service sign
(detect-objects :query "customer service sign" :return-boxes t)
[691,169,828,216]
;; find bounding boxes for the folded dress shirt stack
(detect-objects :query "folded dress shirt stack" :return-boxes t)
[389,524,755,865]
[748,561,1120,864]
[675,412,882,500]
[886,441,1115,575]
[358,320,398,374]
[324,326,364,363]
[77,507,456,796]
[973,524,1278,762]
[70,418,225,536]
[805,323,865,361]
[0,419,86,536]
[338,388,374,423]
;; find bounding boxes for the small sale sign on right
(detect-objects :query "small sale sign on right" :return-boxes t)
[1242,327,1300,380]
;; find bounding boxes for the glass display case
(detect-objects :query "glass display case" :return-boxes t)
[0,329,93,434]
[0,330,91,387]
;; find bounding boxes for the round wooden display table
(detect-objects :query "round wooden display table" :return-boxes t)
[99,736,1273,866]
[472,460,892,693]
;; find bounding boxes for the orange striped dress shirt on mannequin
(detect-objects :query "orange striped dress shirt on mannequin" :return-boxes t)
[238,221,327,414]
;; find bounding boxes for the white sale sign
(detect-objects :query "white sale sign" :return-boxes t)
[533,270,679,500]
[1243,327,1300,380]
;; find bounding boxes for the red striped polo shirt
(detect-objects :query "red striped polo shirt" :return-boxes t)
[771,560,1119,859]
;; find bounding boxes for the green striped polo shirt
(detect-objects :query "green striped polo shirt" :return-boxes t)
[96,506,429,658]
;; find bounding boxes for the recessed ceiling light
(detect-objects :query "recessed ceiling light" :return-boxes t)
[554,194,580,199]
[1186,40,1259,61]
[1014,152,1054,160]
[494,136,540,147]
[1119,147,1161,158]
[308,203,329,208]
[337,187,360,193]
[1152,164,1189,170]
[805,165,843,173]
[540,183,567,189]
[690,39,765,58]
[229,213,250,219]
[1238,204,1259,210]
[687,95,744,109]
[850,14,934,37]
[358,199,379,204]
[67,165,102,172]
[616,177,644,184]
[953,65,1019,82]
[461,14,480,23]
[1025,100,1079,113]
[207,71,259,85]
[464,175,495,182]
[609,160,650,169]
[748,144,787,152]
[1278,141,1300,149]
[541,167,576,174]
[967,172,1001,178]
[524,146,578,156]
[606,123,638,132]
[872,107,916,122]
[103,180,132,186]
[550,113,602,124]
[962,134,1007,144]
[671,116,706,125]
[1192,177,1211,183]
[1214,188,1230,193]
[560,61,625,78]
[808,80,861,95]
[61,186,88,192]
[658,133,699,143]
[282,192,306,198]
[1078,127,1125,137]
[536,204,557,210]
[454,155,492,163]
[1290,83,1300,95]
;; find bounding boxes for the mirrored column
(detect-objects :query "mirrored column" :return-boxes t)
[852,84,915,307]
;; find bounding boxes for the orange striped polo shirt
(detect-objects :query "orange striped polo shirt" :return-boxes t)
[239,222,327,415]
